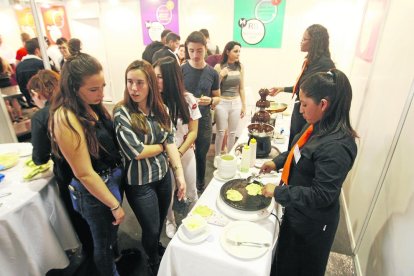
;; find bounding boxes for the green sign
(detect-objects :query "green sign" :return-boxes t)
[233,0,286,48]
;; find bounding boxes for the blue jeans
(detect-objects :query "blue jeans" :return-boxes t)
[69,167,123,276]
[124,172,172,265]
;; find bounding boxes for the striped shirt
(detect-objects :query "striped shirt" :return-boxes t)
[113,105,175,186]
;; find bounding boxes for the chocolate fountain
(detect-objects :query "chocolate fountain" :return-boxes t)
[252,88,271,124]
[248,89,274,158]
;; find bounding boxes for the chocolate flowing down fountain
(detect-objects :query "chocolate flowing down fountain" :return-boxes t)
[252,88,271,124]
[248,89,274,157]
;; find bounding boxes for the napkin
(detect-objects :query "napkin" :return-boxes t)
[0,153,19,171]
[23,159,53,180]
[191,205,229,226]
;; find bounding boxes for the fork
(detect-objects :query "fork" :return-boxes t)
[226,238,270,248]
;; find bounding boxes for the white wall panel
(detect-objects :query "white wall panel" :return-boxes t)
[346,0,414,243]
[344,0,414,274]
[357,85,414,275]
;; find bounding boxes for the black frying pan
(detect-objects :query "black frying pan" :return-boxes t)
[219,178,272,211]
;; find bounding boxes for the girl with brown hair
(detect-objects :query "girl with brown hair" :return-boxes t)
[113,60,186,275]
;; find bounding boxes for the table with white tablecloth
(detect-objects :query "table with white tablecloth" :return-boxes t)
[159,113,291,276]
[0,143,79,276]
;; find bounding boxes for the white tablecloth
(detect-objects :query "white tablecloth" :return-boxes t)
[159,177,279,276]
[159,114,291,276]
[0,143,79,276]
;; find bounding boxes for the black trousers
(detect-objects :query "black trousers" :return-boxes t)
[124,173,172,265]
[195,112,212,190]
[271,214,339,276]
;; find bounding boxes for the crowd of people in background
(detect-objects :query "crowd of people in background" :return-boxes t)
[0,24,357,276]
[0,33,84,119]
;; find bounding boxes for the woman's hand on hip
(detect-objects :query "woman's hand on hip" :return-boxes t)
[112,206,125,225]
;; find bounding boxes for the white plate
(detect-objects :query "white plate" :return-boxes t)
[220,221,272,259]
[177,225,211,244]
[213,170,239,182]
[0,153,19,170]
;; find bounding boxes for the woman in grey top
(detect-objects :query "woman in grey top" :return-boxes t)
[214,41,246,156]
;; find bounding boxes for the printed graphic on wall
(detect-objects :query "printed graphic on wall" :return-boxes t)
[140,0,179,45]
[41,5,71,44]
[233,0,285,48]
[15,8,37,38]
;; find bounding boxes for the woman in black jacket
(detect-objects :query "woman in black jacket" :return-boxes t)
[270,24,335,148]
[261,69,358,276]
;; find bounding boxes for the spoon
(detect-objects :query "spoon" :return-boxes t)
[246,173,259,183]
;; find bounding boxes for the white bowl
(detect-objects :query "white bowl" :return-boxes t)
[182,214,207,239]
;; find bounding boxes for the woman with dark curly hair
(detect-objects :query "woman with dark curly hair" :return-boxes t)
[269,24,335,149]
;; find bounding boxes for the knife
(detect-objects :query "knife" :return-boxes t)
[226,238,270,248]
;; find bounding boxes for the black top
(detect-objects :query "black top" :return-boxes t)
[181,62,220,116]
[31,103,52,165]
[152,46,177,64]
[15,57,44,105]
[272,123,357,224]
[89,105,121,173]
[142,41,164,64]
[0,73,11,88]
[30,104,121,184]
[285,55,335,149]
[31,103,73,185]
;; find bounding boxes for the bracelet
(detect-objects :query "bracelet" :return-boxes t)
[110,202,120,211]
[209,97,214,106]
[172,165,182,172]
